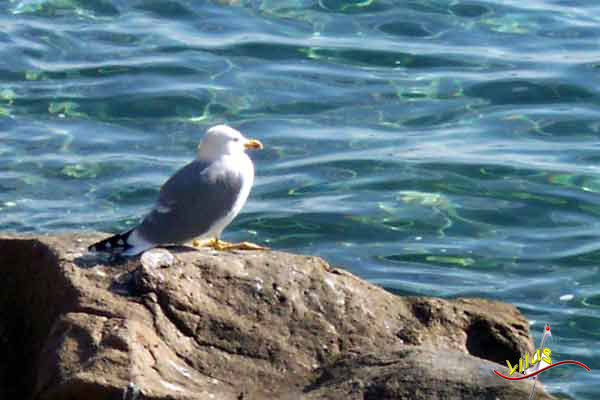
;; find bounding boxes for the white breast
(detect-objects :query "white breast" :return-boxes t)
[204,153,255,239]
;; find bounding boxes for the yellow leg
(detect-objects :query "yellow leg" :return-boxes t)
[224,241,269,251]
[194,237,269,251]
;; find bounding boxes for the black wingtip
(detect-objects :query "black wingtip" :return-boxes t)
[88,229,134,253]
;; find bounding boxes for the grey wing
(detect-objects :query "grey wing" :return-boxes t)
[135,160,243,245]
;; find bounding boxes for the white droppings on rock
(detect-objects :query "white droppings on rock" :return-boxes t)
[168,360,192,379]
[323,277,336,292]
[383,320,391,331]
[141,248,175,269]
[160,380,184,392]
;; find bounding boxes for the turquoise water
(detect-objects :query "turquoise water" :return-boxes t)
[1,0,599,397]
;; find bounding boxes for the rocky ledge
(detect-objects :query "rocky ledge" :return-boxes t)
[0,233,554,400]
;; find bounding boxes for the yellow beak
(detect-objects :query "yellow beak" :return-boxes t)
[244,139,263,150]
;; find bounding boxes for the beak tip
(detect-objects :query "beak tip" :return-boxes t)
[245,139,264,150]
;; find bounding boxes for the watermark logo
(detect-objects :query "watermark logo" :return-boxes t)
[493,324,590,400]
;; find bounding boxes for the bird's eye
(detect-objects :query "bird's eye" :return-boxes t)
[233,138,240,142]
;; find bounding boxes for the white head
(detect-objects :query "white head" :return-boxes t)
[197,124,263,160]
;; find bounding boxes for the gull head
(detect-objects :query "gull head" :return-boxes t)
[197,124,263,160]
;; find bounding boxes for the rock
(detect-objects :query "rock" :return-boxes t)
[0,233,555,400]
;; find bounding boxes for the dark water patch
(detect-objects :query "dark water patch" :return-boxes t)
[105,184,159,205]
[546,249,600,268]
[20,64,201,80]
[378,21,434,38]
[13,93,210,121]
[264,65,387,89]
[350,178,428,193]
[248,100,347,116]
[456,201,561,228]
[383,253,495,269]
[308,47,475,69]
[466,80,596,105]
[420,162,545,181]
[21,48,48,63]
[0,69,24,82]
[540,27,600,39]
[12,0,119,17]
[449,2,491,18]
[309,159,402,176]
[214,42,306,61]
[576,153,600,165]
[537,119,600,139]
[402,107,468,126]
[66,30,141,47]
[0,31,11,45]
[134,0,195,18]
[18,27,74,54]
[403,0,451,16]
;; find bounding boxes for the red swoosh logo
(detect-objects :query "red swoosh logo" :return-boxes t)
[494,360,590,380]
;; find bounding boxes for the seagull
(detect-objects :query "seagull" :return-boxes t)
[88,124,264,256]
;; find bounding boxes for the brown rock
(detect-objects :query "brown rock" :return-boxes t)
[0,233,555,400]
